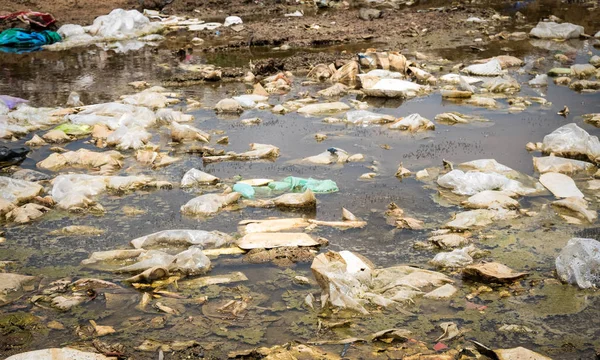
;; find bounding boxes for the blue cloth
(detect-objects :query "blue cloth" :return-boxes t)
[0,28,61,53]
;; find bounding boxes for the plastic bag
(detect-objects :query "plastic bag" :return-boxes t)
[481,75,520,93]
[156,108,193,123]
[180,192,241,216]
[462,190,519,209]
[528,74,548,87]
[345,110,395,125]
[362,79,423,98]
[0,177,43,204]
[302,148,350,165]
[51,174,108,209]
[171,121,209,143]
[279,176,339,193]
[542,123,600,164]
[530,21,584,39]
[233,183,255,199]
[273,189,316,208]
[106,125,151,150]
[438,169,536,196]
[0,95,28,109]
[87,9,150,38]
[232,95,267,109]
[53,123,91,136]
[223,16,242,27]
[121,91,170,109]
[556,238,600,288]
[430,246,475,268]
[462,59,503,76]
[389,113,434,132]
[533,156,595,175]
[171,247,211,275]
[130,229,233,249]
[180,169,219,187]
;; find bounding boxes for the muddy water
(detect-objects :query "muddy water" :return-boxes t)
[2,2,600,359]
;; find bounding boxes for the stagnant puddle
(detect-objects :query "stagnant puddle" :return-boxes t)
[2,1,600,359]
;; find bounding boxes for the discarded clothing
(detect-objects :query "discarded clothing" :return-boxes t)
[0,11,56,29]
[0,28,61,50]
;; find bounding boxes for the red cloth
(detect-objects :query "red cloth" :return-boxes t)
[0,11,56,29]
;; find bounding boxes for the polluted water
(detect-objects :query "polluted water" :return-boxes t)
[1,0,600,359]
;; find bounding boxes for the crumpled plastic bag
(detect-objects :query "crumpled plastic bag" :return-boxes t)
[170,247,211,275]
[462,59,503,76]
[87,9,150,37]
[311,250,453,314]
[37,148,123,173]
[203,143,280,163]
[530,21,584,39]
[438,169,538,196]
[171,122,210,143]
[389,113,435,132]
[542,123,600,164]
[556,238,600,289]
[180,169,219,187]
[268,176,339,194]
[481,75,520,92]
[51,174,161,210]
[430,245,475,268]
[130,229,233,249]
[68,102,156,129]
[345,110,395,125]
[362,78,424,98]
[180,192,241,216]
[0,177,43,204]
[106,125,151,150]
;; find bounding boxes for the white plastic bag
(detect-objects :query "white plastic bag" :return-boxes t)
[181,169,219,187]
[530,21,584,39]
[542,123,600,163]
[556,238,600,288]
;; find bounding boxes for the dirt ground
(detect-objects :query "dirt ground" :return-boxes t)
[0,0,493,53]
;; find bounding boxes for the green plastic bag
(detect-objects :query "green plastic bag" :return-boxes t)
[277,176,339,194]
[267,181,292,192]
[233,183,255,199]
[54,123,92,136]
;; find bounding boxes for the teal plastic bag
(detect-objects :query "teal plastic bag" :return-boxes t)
[268,181,292,192]
[279,176,339,193]
[305,178,339,193]
[233,183,255,199]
